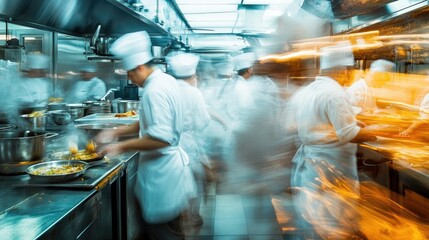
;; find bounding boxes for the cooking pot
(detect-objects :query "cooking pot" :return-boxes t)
[19,114,47,131]
[49,110,72,125]
[117,100,139,113]
[0,130,57,163]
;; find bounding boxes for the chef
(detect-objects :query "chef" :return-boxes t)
[287,41,376,238]
[167,52,210,227]
[346,59,396,115]
[96,31,195,239]
[13,53,53,113]
[399,92,429,136]
[67,65,106,102]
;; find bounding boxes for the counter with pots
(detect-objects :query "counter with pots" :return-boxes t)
[358,139,429,221]
[0,148,139,240]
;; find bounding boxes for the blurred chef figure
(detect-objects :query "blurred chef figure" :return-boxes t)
[167,52,210,227]
[13,53,53,113]
[96,31,195,240]
[287,41,376,238]
[346,59,396,115]
[67,65,106,102]
[225,52,286,194]
[399,92,429,136]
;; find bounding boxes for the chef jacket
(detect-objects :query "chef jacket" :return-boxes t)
[288,76,361,189]
[177,80,210,168]
[346,78,377,115]
[134,69,195,224]
[69,77,106,102]
[14,76,52,108]
[418,93,429,119]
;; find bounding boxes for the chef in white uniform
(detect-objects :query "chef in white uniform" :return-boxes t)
[346,59,396,115]
[96,31,195,240]
[167,52,210,227]
[68,65,106,102]
[14,54,52,112]
[288,41,376,238]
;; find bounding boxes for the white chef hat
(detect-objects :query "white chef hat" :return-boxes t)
[166,52,199,78]
[213,55,234,76]
[110,31,153,71]
[370,59,395,73]
[26,54,49,70]
[320,41,354,70]
[80,65,97,72]
[233,52,257,71]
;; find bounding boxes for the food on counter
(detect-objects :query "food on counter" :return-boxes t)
[29,111,45,117]
[67,151,101,161]
[48,97,63,103]
[30,164,85,176]
[114,110,137,118]
[61,150,103,161]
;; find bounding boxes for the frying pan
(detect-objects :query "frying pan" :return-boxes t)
[50,151,105,162]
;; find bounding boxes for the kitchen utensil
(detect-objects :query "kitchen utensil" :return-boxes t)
[26,160,88,183]
[50,151,105,162]
[117,100,139,113]
[19,114,46,131]
[0,130,57,163]
[49,110,72,125]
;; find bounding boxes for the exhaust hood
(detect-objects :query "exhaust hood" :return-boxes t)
[0,0,171,39]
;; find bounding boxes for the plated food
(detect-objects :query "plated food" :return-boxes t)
[114,110,137,118]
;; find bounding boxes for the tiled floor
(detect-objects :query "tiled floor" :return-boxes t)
[184,182,284,240]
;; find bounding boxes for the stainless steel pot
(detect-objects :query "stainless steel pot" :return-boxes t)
[19,114,47,131]
[0,130,57,163]
[49,110,72,125]
[117,100,139,113]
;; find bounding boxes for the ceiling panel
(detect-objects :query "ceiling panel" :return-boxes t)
[180,5,238,13]
[242,0,290,4]
[185,13,238,22]
[175,0,241,4]
[188,21,244,28]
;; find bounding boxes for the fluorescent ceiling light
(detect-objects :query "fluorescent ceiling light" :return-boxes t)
[194,28,244,34]
[179,5,237,13]
[243,0,288,4]
[189,21,244,28]
[185,13,238,21]
[176,0,241,4]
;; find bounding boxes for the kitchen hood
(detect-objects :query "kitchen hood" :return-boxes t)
[0,0,171,39]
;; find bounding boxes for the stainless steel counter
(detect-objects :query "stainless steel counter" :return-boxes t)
[0,149,138,240]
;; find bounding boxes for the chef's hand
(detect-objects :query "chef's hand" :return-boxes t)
[356,120,367,128]
[399,129,411,137]
[100,142,124,157]
[95,129,117,145]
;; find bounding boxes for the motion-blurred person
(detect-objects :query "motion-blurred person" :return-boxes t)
[346,59,396,115]
[288,41,376,238]
[67,65,106,102]
[399,92,429,137]
[96,31,195,240]
[13,53,53,113]
[167,52,210,227]
[227,52,286,194]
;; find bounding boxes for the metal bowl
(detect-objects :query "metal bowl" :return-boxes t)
[26,160,88,183]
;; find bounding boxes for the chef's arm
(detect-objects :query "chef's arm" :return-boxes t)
[399,120,425,136]
[207,108,229,129]
[112,121,140,137]
[350,128,377,143]
[114,134,169,152]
